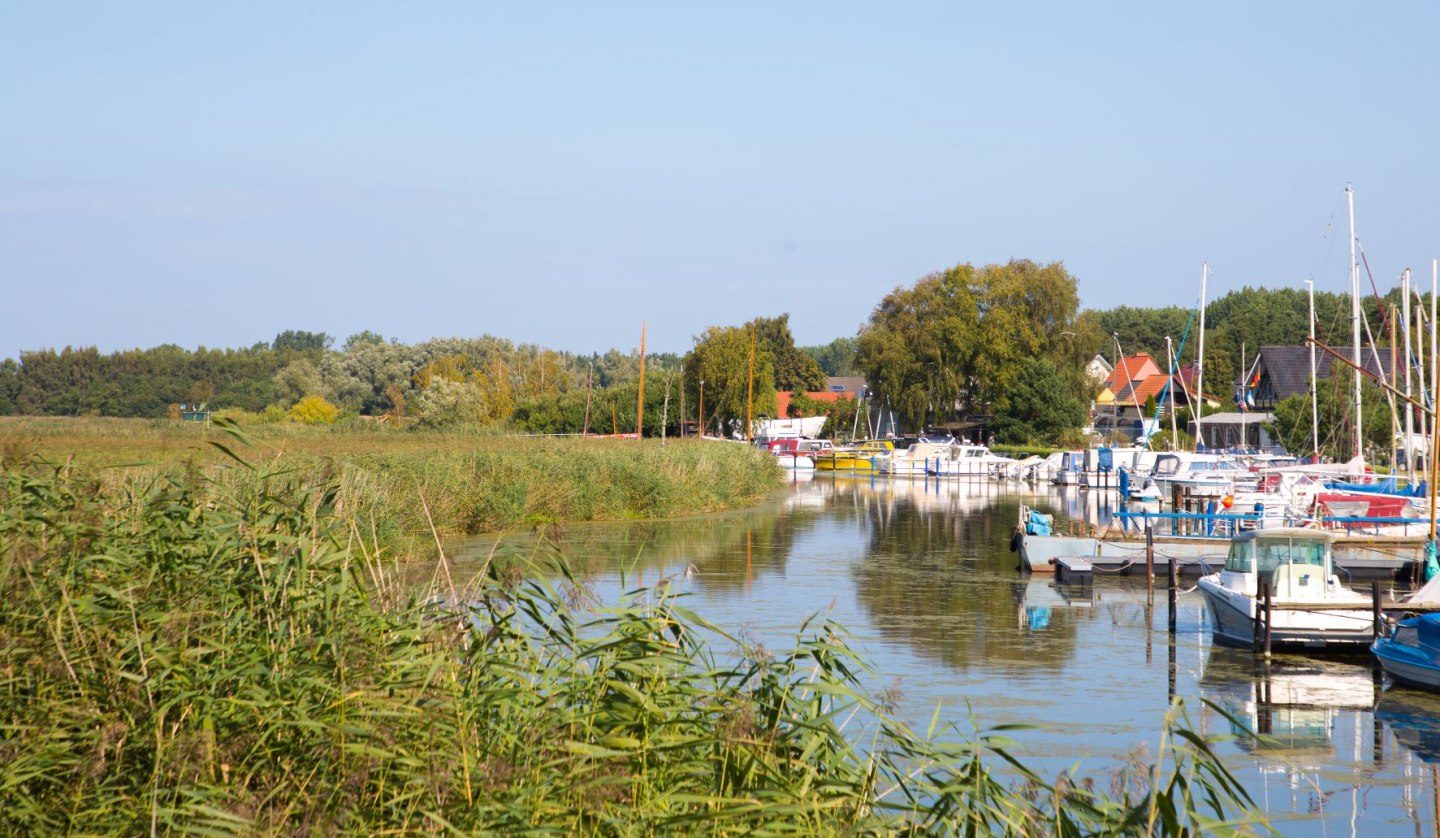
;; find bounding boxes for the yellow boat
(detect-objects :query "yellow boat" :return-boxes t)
[813,440,894,473]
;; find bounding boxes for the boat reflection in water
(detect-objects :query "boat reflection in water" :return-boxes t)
[1201,651,1376,763]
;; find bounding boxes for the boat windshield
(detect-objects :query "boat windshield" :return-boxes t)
[1254,538,1327,574]
[1225,537,1328,573]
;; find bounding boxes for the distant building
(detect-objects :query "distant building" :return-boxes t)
[1246,345,1396,411]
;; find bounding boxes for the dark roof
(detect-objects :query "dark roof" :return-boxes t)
[1255,345,1397,404]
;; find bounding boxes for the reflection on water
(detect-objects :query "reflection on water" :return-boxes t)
[445,476,1440,836]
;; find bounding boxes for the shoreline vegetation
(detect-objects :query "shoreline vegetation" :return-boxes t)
[0,416,787,558]
[0,437,1271,834]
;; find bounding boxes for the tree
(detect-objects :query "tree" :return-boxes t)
[342,330,389,351]
[1268,370,1391,462]
[749,314,825,392]
[990,358,1085,444]
[684,325,777,437]
[800,338,859,377]
[272,330,333,353]
[856,260,1084,432]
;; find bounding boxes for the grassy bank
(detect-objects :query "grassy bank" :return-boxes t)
[0,457,1268,834]
[0,417,784,555]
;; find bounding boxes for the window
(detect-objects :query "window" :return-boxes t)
[1254,538,1326,575]
[1225,541,1251,573]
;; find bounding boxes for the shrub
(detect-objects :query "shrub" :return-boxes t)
[288,395,340,425]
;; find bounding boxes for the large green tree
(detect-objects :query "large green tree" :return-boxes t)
[856,259,1083,431]
[749,314,826,392]
[990,358,1086,444]
[684,325,777,437]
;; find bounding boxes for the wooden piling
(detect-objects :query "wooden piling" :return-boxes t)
[1145,526,1154,600]
[1262,579,1273,658]
[1168,554,1178,634]
[1372,580,1383,640]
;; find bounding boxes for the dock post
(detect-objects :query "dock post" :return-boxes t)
[1262,579,1273,659]
[1252,577,1263,652]
[1168,553,1178,634]
[1372,580,1383,641]
[1145,525,1154,600]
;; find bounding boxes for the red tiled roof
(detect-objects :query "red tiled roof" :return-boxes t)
[1104,353,1161,391]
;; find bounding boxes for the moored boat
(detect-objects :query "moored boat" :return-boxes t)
[1373,612,1440,691]
[1197,528,1373,650]
[813,440,893,473]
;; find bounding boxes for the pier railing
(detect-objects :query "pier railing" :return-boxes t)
[1114,509,1435,539]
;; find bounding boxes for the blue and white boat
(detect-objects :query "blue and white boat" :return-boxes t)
[1373,612,1440,691]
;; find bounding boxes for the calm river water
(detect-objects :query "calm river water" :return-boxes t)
[449,474,1440,835]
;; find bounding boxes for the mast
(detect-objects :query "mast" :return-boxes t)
[1305,280,1318,462]
[746,324,755,443]
[1431,258,1438,542]
[1404,270,1414,477]
[636,322,647,437]
[1348,185,1362,463]
[1166,335,1178,449]
[1195,261,1208,450]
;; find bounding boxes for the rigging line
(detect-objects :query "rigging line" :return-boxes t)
[1147,299,1199,437]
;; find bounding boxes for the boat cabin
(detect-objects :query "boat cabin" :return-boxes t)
[1221,529,1337,600]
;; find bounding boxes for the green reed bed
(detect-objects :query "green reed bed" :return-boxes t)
[0,417,785,550]
[0,451,1271,835]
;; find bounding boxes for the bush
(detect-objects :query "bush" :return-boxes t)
[288,395,340,425]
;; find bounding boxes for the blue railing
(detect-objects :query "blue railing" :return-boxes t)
[1115,509,1434,538]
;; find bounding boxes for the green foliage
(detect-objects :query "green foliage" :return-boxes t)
[1268,370,1392,461]
[684,325,777,437]
[342,329,390,351]
[991,358,1086,444]
[750,313,826,392]
[271,328,333,352]
[787,392,859,439]
[0,454,1272,834]
[858,259,1084,432]
[288,395,340,425]
[801,337,860,377]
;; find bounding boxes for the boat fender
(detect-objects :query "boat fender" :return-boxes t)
[1009,530,1022,553]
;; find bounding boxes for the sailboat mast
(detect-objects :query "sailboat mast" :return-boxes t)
[1348,185,1363,463]
[1195,262,1208,450]
[637,322,647,437]
[1167,336,1178,449]
[1405,270,1414,478]
[1306,279,1318,461]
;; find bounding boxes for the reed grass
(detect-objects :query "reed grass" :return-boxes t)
[0,443,1272,835]
[0,416,784,553]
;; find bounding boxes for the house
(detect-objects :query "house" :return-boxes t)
[1092,353,1203,443]
[1085,354,1113,386]
[1246,345,1397,411]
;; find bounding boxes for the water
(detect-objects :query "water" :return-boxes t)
[448,474,1440,835]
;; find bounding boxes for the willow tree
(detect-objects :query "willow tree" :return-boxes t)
[857,260,1083,431]
[684,325,777,437]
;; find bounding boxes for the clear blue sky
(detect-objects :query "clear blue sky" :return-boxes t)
[4,2,1437,360]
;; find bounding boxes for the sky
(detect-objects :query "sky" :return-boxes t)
[3,2,1439,361]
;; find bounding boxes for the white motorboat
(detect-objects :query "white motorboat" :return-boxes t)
[1197,528,1373,650]
[926,443,1017,477]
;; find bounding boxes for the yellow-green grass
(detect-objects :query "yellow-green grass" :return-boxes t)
[0,416,786,556]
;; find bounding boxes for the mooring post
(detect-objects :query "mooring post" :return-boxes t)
[1168,553,1178,635]
[1262,579,1273,658]
[1372,580,1383,641]
[1145,525,1154,600]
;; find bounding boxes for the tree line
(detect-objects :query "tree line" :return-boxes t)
[3,271,1416,446]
